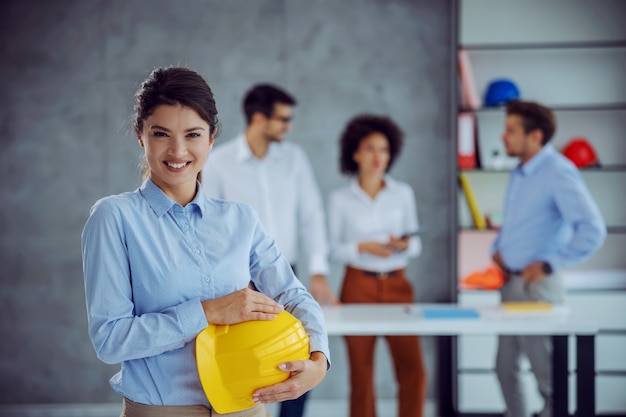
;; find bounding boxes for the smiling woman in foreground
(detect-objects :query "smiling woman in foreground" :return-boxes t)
[81,67,329,417]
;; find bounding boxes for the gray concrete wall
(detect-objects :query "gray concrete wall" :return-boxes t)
[0,0,454,404]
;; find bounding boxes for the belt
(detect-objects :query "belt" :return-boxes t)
[122,398,212,417]
[508,269,522,275]
[362,269,400,279]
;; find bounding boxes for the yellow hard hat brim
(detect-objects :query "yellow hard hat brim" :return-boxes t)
[196,310,310,414]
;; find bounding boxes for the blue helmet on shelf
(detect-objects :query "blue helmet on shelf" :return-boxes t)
[484,79,520,107]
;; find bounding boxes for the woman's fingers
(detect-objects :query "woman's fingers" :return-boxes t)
[252,361,307,403]
[202,287,283,324]
[252,352,327,403]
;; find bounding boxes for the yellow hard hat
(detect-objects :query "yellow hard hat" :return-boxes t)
[196,310,310,414]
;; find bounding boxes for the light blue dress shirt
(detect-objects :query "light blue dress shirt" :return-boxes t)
[492,144,606,272]
[81,178,330,406]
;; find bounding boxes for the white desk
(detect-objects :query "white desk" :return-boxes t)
[322,304,598,417]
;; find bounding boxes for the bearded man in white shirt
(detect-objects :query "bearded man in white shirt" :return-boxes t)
[202,84,337,417]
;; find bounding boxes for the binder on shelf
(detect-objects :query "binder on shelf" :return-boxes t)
[457,112,478,169]
[459,173,486,229]
[458,49,481,110]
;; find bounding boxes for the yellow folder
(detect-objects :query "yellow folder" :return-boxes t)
[459,173,486,229]
[501,301,554,312]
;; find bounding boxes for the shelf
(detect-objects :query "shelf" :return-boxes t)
[460,103,626,113]
[459,165,626,173]
[458,226,626,234]
[455,1,626,413]
[458,368,626,376]
[459,40,626,51]
[457,227,497,233]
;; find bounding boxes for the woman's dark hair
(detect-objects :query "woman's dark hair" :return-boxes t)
[134,67,220,137]
[339,114,404,175]
[133,67,220,180]
[506,100,556,145]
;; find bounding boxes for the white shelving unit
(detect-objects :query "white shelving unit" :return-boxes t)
[453,0,626,415]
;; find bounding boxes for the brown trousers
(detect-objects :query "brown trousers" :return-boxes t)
[121,398,271,417]
[340,267,427,417]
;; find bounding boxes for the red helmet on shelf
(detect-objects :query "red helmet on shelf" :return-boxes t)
[562,137,600,169]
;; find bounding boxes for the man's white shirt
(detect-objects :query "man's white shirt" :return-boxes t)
[202,133,329,276]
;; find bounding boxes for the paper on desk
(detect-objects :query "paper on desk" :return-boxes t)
[419,307,480,319]
[501,301,553,312]
[480,304,571,319]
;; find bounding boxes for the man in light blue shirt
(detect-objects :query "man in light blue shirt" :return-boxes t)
[491,100,606,417]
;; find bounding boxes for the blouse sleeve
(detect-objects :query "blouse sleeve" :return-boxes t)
[81,199,207,365]
[246,208,331,365]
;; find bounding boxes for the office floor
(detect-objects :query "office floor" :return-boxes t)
[0,399,438,417]
[270,398,437,417]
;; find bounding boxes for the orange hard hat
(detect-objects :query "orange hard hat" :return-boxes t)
[460,266,504,290]
[562,137,600,168]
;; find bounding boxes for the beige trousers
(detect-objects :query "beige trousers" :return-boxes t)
[121,398,271,417]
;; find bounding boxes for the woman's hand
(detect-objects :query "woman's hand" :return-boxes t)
[358,241,394,257]
[252,351,328,404]
[386,234,409,252]
[201,287,283,325]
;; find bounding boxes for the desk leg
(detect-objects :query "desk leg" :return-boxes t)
[552,335,568,417]
[438,336,456,416]
[576,335,595,417]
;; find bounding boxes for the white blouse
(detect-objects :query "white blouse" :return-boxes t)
[327,176,421,272]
